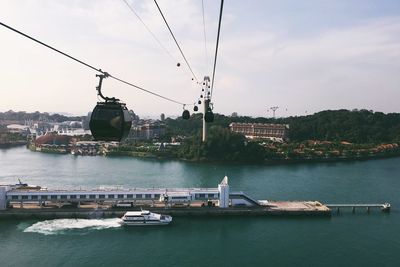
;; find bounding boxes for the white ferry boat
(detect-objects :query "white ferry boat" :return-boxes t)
[121,210,172,226]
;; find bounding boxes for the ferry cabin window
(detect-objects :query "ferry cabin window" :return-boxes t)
[118,194,124,199]
[136,194,142,199]
[70,195,77,199]
[99,195,105,199]
[51,195,57,200]
[154,194,160,199]
[127,194,133,199]
[108,195,115,199]
[40,195,48,200]
[31,195,38,200]
[145,194,152,199]
[199,194,205,198]
[22,195,28,200]
[61,195,67,199]
[89,195,96,199]
[12,195,19,200]
[80,195,87,199]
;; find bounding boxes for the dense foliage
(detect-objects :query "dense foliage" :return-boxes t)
[285,110,400,143]
[178,126,265,162]
[166,109,400,144]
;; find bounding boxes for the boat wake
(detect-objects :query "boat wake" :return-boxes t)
[23,218,123,235]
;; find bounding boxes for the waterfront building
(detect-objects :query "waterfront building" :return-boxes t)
[0,176,262,210]
[130,121,166,140]
[229,122,289,142]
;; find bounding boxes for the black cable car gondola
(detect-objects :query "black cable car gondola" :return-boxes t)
[204,107,214,123]
[89,74,132,142]
[182,108,190,120]
[193,105,198,112]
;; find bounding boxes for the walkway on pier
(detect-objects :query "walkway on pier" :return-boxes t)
[326,203,391,212]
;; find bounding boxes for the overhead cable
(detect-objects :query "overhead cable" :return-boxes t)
[0,21,188,106]
[122,0,177,64]
[153,0,199,83]
[210,0,224,99]
[201,0,208,71]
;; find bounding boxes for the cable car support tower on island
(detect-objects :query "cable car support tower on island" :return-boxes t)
[202,76,212,142]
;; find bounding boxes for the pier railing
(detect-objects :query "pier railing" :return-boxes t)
[326,203,391,213]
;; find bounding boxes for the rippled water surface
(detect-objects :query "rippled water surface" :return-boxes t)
[1,147,399,266]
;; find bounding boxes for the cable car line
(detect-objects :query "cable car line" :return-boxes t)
[0,20,190,106]
[210,0,224,99]
[122,0,179,65]
[153,0,199,83]
[201,0,208,71]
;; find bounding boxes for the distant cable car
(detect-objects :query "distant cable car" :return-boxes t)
[193,105,198,112]
[204,107,214,123]
[89,74,132,142]
[182,109,190,120]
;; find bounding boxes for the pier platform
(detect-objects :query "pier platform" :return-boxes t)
[0,200,331,219]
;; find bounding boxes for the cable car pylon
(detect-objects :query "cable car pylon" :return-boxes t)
[202,76,213,142]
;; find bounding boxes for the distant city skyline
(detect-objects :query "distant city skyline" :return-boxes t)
[1,0,400,117]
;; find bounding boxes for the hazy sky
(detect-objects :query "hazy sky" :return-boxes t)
[1,0,400,117]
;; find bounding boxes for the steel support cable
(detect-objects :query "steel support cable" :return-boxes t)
[201,0,208,72]
[210,0,224,100]
[153,0,199,83]
[122,0,178,64]
[0,20,189,106]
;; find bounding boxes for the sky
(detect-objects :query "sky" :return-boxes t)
[1,0,400,118]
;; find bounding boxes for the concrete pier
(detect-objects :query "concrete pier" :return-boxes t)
[326,203,391,213]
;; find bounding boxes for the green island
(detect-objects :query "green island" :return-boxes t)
[2,109,400,163]
[108,109,400,163]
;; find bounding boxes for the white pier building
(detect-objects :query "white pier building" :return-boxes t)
[0,176,260,210]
